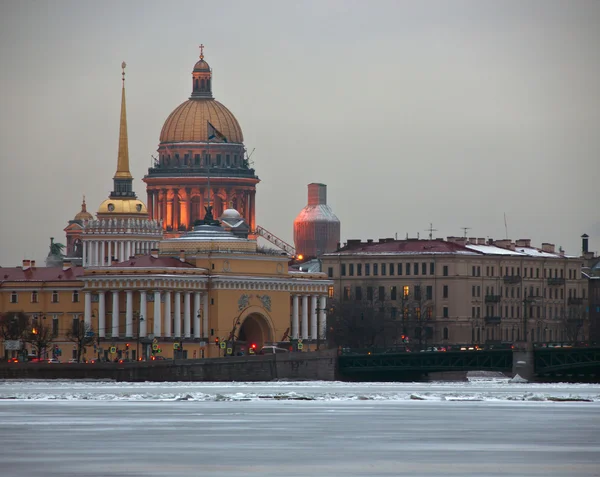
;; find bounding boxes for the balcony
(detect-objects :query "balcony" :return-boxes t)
[568,297,584,306]
[503,275,521,284]
[484,316,502,325]
[484,294,501,303]
[547,277,565,286]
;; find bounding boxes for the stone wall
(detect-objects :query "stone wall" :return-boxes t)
[0,350,338,382]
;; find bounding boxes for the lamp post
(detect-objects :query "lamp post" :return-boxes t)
[134,313,144,361]
[522,297,536,346]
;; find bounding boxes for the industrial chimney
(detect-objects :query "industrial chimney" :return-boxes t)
[582,234,589,254]
[293,183,341,258]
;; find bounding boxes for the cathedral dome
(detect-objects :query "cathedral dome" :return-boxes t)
[193,59,210,71]
[74,197,93,222]
[159,99,244,144]
[97,198,148,216]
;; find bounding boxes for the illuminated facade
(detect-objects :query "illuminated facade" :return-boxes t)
[143,48,259,236]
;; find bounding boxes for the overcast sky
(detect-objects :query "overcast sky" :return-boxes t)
[1,0,599,267]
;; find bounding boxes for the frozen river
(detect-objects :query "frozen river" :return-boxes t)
[1,379,599,477]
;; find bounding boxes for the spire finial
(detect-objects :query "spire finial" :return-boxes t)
[114,61,132,181]
[121,61,126,85]
[82,195,87,212]
[199,44,204,60]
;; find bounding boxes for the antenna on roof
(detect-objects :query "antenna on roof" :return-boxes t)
[426,223,437,240]
[504,213,508,239]
[461,227,471,238]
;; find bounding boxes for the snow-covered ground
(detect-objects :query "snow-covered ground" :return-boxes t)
[1,379,599,476]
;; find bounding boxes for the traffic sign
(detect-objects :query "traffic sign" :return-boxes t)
[152,344,158,351]
[152,338,158,345]
[226,348,232,355]
[297,343,303,350]
[109,346,116,354]
[173,343,180,350]
[298,339,303,344]
[220,341,226,349]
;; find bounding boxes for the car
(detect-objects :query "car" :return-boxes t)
[7,358,19,363]
[259,346,289,355]
[47,358,60,364]
[67,359,79,364]
[150,355,168,360]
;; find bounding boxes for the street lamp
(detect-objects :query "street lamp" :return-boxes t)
[134,313,144,361]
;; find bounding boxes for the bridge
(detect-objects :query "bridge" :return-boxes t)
[337,345,600,381]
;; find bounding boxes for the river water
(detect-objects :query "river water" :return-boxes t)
[0,378,599,477]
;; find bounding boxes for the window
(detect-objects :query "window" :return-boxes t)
[378,286,385,301]
[422,263,427,275]
[443,285,448,298]
[341,264,346,276]
[524,268,527,278]
[443,306,449,318]
[328,267,333,278]
[406,264,411,276]
[328,286,334,298]
[443,265,448,277]
[391,307,397,319]
[390,286,397,300]
[10,291,18,303]
[477,286,480,297]
[357,264,362,276]
[426,286,432,300]
[51,291,59,303]
[389,263,394,276]
[414,263,419,275]
[72,317,79,334]
[472,266,476,276]
[403,285,410,298]
[216,154,222,166]
[367,287,374,301]
[373,264,378,276]
[349,264,354,276]
[443,327,449,340]
[398,263,403,275]
[472,285,476,297]
[52,316,59,337]
[430,262,435,275]
[343,287,350,301]
[365,264,370,276]
[381,263,386,276]
[491,266,494,276]
[486,266,490,276]
[72,290,79,303]
[31,291,38,303]
[355,286,362,301]
[414,285,421,301]
[194,154,201,165]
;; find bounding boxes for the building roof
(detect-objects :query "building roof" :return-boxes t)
[109,255,195,268]
[0,266,84,282]
[327,239,478,256]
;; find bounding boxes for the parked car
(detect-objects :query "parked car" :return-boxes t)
[47,358,60,364]
[67,359,79,364]
[259,346,289,355]
[7,358,19,363]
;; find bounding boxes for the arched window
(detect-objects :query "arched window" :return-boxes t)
[194,79,199,91]
[200,79,205,90]
[443,327,449,340]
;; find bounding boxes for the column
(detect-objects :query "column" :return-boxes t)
[194,292,201,339]
[126,241,131,260]
[119,241,125,262]
[126,290,133,337]
[107,241,112,264]
[147,190,154,220]
[98,291,106,338]
[164,291,172,337]
[139,290,147,337]
[187,191,193,229]
[153,291,162,337]
[301,295,309,340]
[250,190,256,231]
[112,291,120,338]
[173,189,180,230]
[311,295,318,340]
[174,291,181,337]
[84,291,92,326]
[292,295,299,339]
[202,292,209,338]
[184,292,191,338]
[91,241,96,266]
[318,295,327,342]
[82,241,87,267]
[162,189,167,226]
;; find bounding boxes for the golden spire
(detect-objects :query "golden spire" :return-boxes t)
[114,61,132,180]
[199,44,204,60]
[81,195,87,212]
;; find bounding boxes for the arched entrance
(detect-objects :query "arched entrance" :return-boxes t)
[237,313,273,349]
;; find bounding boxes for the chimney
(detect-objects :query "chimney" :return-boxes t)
[541,243,555,254]
[22,259,31,271]
[150,248,159,259]
[515,239,531,248]
[494,239,511,249]
[468,237,476,244]
[455,237,467,246]
[477,238,486,245]
[179,250,185,262]
[367,239,373,244]
[62,261,72,271]
[582,234,589,254]
[30,260,36,268]
[307,183,327,206]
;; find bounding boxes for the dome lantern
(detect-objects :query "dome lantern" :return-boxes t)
[191,44,213,99]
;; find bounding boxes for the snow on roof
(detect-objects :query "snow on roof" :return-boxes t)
[465,244,523,256]
[514,247,566,258]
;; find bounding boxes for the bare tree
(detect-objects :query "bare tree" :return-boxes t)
[66,319,96,363]
[562,303,588,343]
[0,312,30,359]
[23,318,54,361]
[326,298,388,349]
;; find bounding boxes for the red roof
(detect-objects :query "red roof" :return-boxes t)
[332,239,478,255]
[109,255,195,268]
[0,266,84,282]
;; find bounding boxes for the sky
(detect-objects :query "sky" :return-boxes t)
[0,0,599,267]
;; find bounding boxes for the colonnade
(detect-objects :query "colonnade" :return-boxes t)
[291,294,327,341]
[82,240,160,266]
[147,187,256,231]
[83,290,209,339]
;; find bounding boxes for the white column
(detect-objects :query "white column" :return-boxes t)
[82,241,87,267]
[100,240,105,266]
[184,292,191,338]
[126,290,133,337]
[112,291,120,338]
[107,241,112,264]
[94,241,99,266]
[98,291,106,338]
[194,292,201,339]
[139,290,147,337]
[301,295,309,340]
[84,292,92,326]
[202,292,209,338]
[319,295,327,342]
[153,291,161,337]
[164,291,172,337]
[292,295,299,339]
[311,295,318,340]
[126,241,131,260]
[119,241,124,262]
[174,292,181,337]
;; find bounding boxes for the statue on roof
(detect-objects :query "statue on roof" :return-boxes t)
[46,237,66,267]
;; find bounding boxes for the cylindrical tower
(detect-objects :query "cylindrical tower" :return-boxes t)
[293,183,341,258]
[143,48,259,236]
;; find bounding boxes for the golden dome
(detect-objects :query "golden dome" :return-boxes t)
[97,198,148,216]
[159,99,244,144]
[193,59,210,71]
[74,196,93,221]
